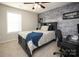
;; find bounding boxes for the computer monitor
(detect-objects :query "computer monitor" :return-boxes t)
[77,24,79,34]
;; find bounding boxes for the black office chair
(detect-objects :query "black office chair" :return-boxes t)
[53,29,71,57]
[53,29,66,57]
[53,29,78,57]
[53,29,72,57]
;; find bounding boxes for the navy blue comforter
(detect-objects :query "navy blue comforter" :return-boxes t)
[25,32,43,47]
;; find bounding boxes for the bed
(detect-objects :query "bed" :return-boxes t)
[18,22,57,57]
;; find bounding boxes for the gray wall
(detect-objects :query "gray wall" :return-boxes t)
[39,2,79,36]
[0,4,38,43]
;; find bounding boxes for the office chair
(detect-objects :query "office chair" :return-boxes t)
[53,29,63,57]
[53,29,66,57]
[53,29,77,57]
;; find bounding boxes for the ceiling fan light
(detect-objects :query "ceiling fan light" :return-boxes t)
[32,7,35,9]
[34,4,38,8]
[38,5,41,8]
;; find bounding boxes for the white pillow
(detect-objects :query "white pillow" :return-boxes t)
[41,26,49,31]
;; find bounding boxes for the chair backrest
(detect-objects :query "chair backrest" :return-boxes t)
[56,29,63,42]
[56,29,63,47]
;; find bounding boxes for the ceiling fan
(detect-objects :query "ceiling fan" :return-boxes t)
[24,2,50,10]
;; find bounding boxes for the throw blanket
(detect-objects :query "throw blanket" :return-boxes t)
[25,32,43,47]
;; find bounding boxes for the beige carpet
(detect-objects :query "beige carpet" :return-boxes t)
[0,40,59,57]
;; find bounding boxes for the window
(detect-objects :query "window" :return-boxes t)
[7,12,22,33]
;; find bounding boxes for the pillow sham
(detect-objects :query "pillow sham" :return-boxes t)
[41,26,49,31]
[48,25,54,31]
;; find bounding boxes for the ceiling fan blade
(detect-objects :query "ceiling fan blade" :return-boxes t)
[40,4,45,9]
[24,2,34,4]
[41,2,50,3]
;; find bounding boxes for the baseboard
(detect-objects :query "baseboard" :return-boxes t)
[0,39,17,44]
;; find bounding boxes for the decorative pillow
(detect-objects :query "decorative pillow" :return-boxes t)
[48,25,54,31]
[41,26,49,31]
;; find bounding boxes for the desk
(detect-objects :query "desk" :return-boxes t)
[62,35,79,56]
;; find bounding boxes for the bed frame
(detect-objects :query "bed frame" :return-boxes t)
[18,22,57,57]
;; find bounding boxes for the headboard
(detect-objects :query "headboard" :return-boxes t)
[41,22,57,30]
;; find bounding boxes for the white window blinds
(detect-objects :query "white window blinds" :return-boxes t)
[7,12,22,33]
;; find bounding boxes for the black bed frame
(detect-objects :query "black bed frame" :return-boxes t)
[18,22,57,57]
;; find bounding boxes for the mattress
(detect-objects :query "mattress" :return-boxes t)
[18,31,32,39]
[32,30,55,46]
[18,30,55,46]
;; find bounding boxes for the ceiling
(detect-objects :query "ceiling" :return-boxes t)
[1,2,70,14]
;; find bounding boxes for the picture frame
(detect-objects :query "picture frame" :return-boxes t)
[63,11,79,19]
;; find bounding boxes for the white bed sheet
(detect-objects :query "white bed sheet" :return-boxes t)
[37,31,55,46]
[18,30,55,46]
[18,31,32,39]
